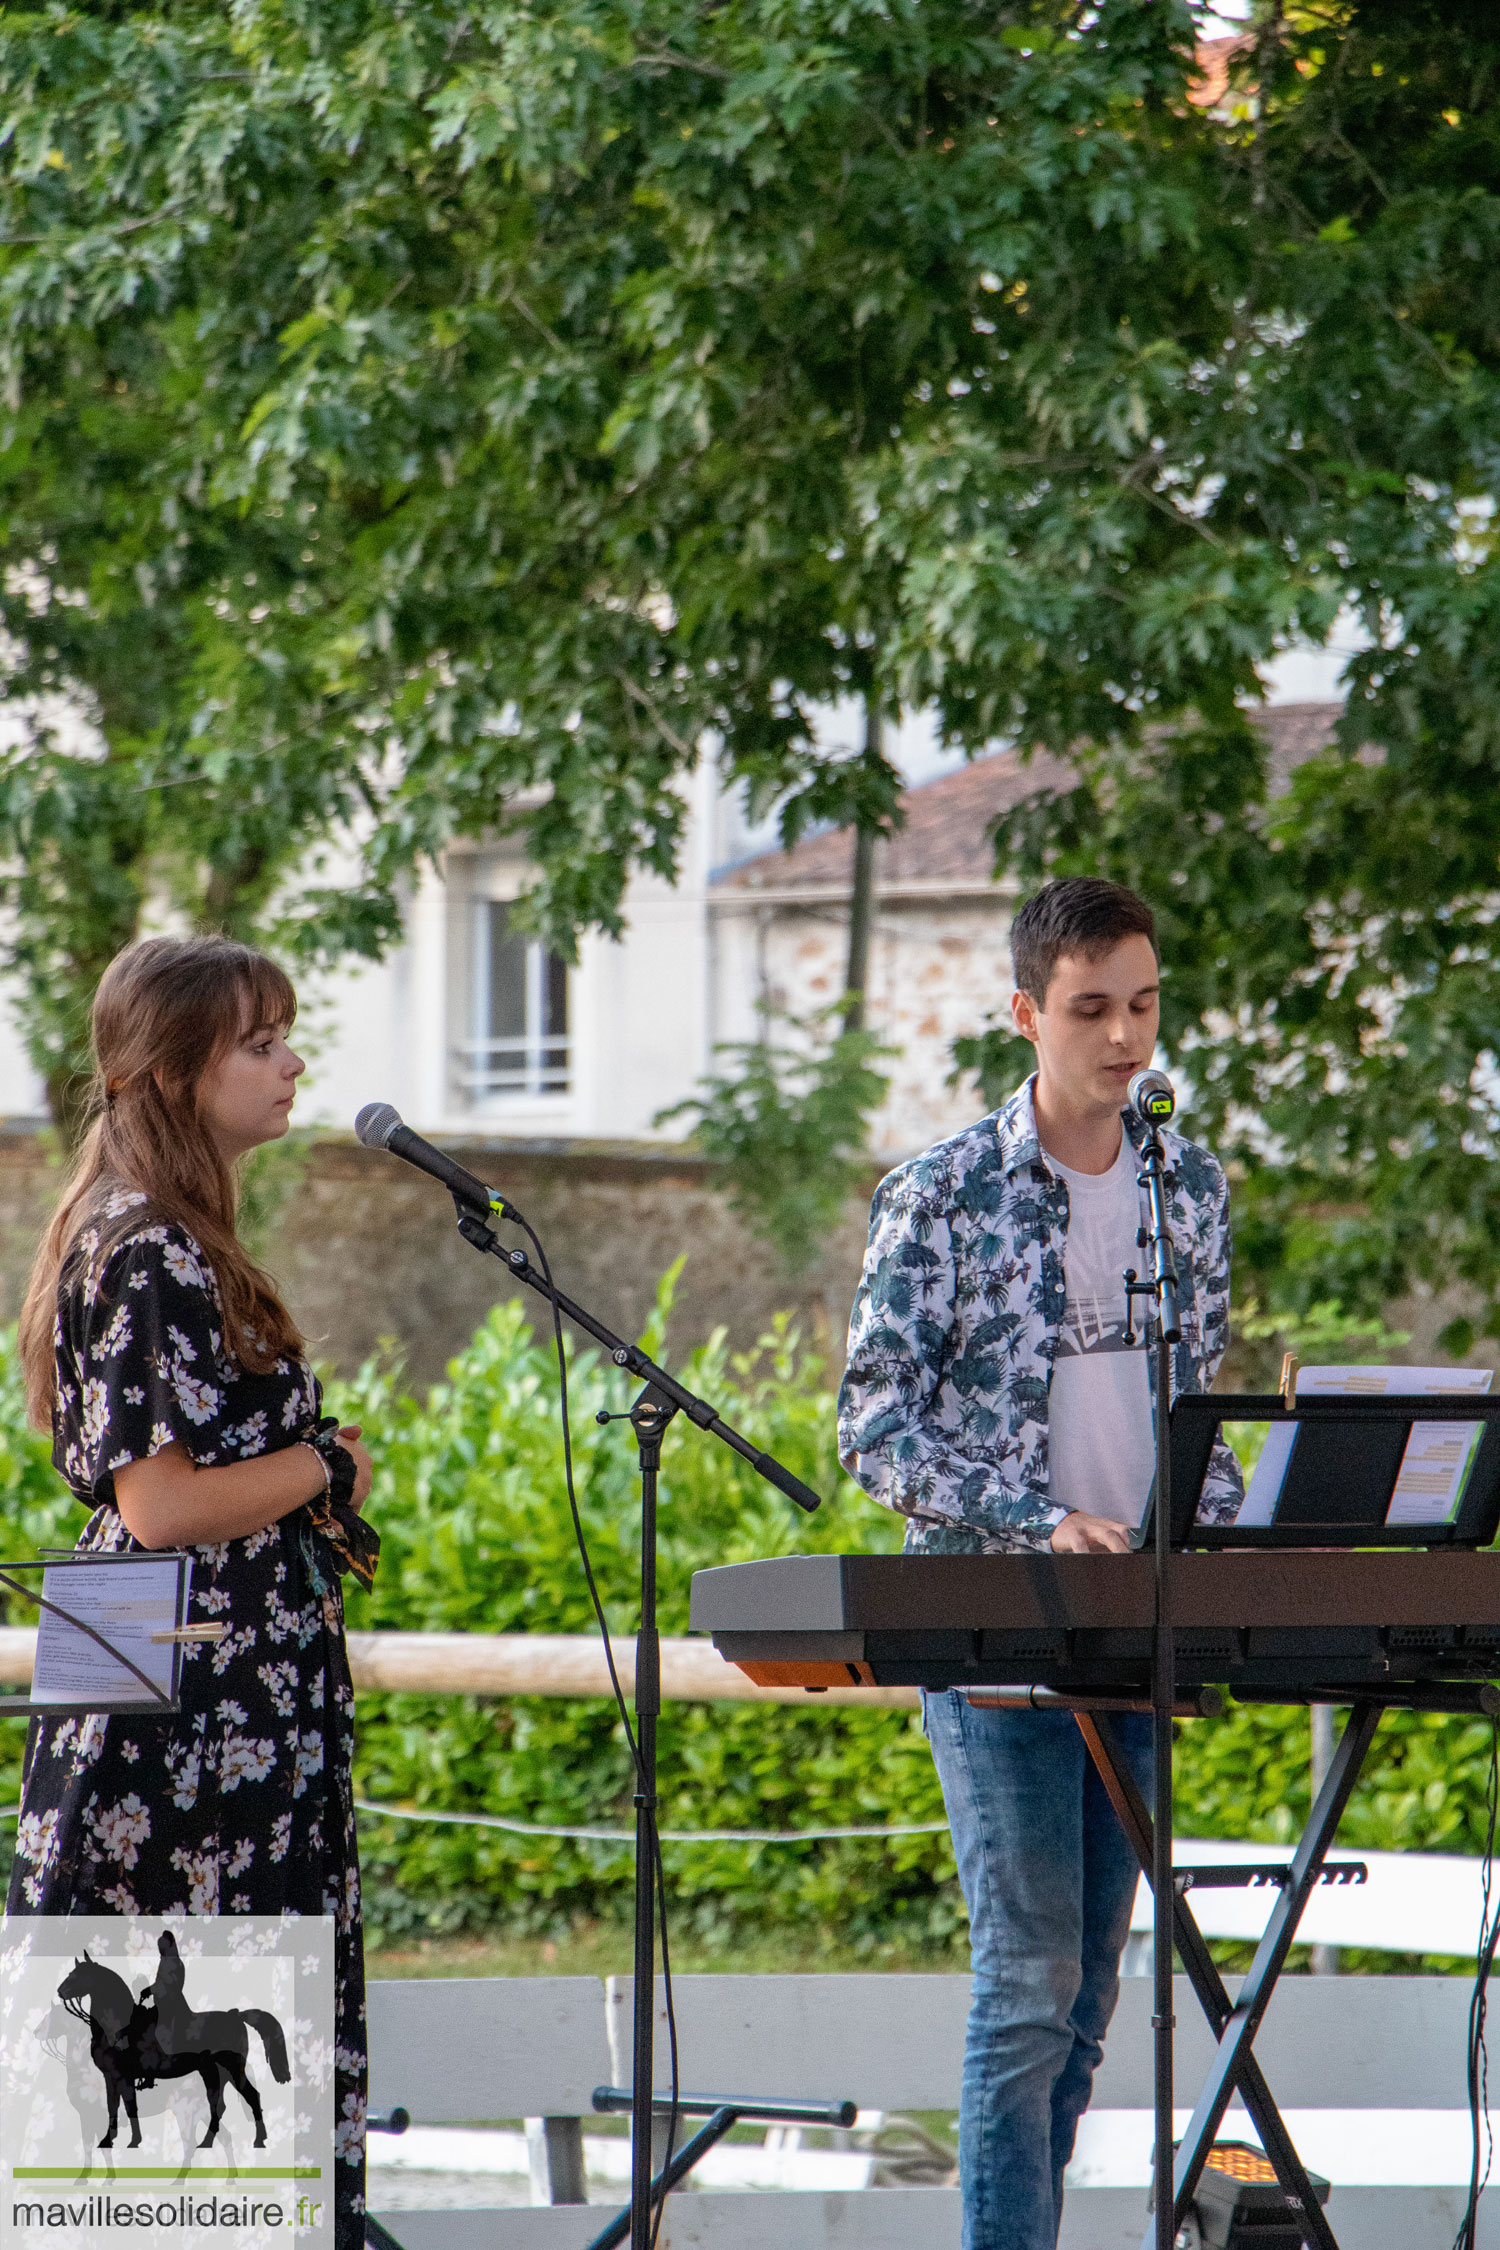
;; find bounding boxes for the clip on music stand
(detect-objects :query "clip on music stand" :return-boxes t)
[1093,1390,1500,2250]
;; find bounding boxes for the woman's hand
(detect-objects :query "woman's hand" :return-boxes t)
[337,1426,375,1512]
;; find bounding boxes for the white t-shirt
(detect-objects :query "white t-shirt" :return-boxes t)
[1046,1136,1156,1528]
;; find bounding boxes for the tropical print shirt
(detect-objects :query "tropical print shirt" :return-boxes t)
[838,1077,1243,1553]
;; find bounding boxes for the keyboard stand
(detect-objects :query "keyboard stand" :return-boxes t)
[1077,1693,1460,2250]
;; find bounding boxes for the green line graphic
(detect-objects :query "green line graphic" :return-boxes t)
[11,2167,322,2180]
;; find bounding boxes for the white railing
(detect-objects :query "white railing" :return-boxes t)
[366,1972,1492,2248]
[452,1034,571,1101]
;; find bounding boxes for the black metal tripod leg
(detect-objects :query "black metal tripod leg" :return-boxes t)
[1079,1716,1336,2245]
[1166,1700,1380,2225]
[1077,1714,1343,2250]
[586,2110,738,2250]
[1078,1712,1230,2028]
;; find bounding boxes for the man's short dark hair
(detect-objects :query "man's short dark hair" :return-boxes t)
[1009,878,1157,1006]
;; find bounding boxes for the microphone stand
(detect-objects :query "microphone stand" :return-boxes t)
[1126,1125,1182,2250]
[449,1200,820,2250]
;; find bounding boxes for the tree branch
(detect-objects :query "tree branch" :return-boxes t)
[630,43,731,81]
[617,671,697,759]
[0,196,185,249]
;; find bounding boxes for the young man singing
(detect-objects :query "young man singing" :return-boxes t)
[837,877,1242,2250]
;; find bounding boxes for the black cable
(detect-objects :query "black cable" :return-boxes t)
[1456,1714,1500,2250]
[510,1216,642,1773]
[510,1212,681,2244]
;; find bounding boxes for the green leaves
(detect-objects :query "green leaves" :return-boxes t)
[0,1328,88,1620]
[328,1283,950,1950]
[655,1008,893,1272]
[2,0,1246,979]
[958,3,1500,1333]
[6,0,1500,1333]
[949,1022,1034,1114]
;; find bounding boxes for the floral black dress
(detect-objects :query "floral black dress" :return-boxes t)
[5,1196,367,2245]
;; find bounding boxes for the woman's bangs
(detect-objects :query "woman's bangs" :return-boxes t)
[240,954,297,1035]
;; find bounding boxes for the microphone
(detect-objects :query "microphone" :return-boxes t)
[355,1103,516,1222]
[1126,1068,1176,1127]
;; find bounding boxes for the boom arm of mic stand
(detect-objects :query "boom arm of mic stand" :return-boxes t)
[453,1207,822,1514]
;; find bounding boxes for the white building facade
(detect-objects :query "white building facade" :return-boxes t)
[0,681,1349,1167]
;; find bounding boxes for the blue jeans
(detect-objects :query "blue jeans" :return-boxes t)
[923,1694,1153,2250]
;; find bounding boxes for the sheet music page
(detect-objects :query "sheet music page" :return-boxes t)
[1298,1365,1493,1527]
[1297,1365,1495,1399]
[1385,1420,1489,1526]
[1235,1422,1300,1527]
[31,1556,187,1706]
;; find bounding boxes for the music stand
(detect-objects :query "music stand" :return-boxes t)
[1165,1392,1500,1551]
[0,1551,202,1719]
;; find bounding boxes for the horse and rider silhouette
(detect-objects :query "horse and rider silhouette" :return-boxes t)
[58,1932,289,2151]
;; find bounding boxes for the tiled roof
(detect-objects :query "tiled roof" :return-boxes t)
[713,703,1343,897]
[1189,33,1255,111]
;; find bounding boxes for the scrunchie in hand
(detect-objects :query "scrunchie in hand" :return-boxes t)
[296,1416,380,1594]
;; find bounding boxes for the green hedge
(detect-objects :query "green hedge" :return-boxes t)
[332,1284,949,1953]
[0,1288,1495,1960]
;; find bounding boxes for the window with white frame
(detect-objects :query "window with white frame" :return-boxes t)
[457,899,570,1102]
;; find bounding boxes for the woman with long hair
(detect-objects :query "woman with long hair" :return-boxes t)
[11,935,376,2243]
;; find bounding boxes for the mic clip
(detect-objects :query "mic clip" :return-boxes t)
[1135,1164,1179,1194]
[454,1203,499,1255]
[1121,1266,1162,1348]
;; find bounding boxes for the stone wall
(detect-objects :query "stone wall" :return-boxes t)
[0,1129,880,1390]
[0,1129,63,1337]
[713,895,1011,1161]
[4,1124,1481,1396]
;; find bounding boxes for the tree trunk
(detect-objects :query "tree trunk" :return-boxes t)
[843,696,881,1033]
[201,846,270,938]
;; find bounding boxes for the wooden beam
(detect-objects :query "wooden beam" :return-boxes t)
[0,1626,917,1710]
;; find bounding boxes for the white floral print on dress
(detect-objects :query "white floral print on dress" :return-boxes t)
[171,1367,221,1424]
[93,1793,151,1868]
[94,1304,133,1359]
[161,1237,207,1289]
